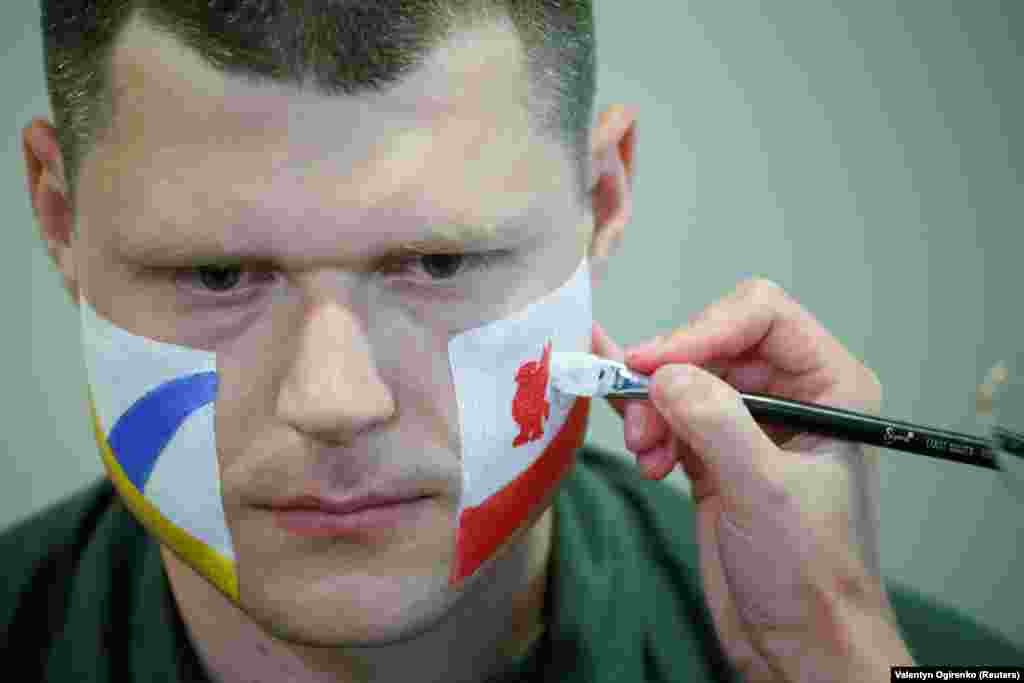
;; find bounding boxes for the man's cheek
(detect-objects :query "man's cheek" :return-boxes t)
[80,297,241,601]
[445,258,592,586]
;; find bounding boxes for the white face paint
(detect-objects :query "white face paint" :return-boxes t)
[81,258,593,602]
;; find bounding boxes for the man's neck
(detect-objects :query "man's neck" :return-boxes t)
[161,507,555,683]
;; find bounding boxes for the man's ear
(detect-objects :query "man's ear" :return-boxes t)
[23,118,79,305]
[586,105,637,286]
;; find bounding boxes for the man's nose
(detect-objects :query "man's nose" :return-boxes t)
[275,301,396,446]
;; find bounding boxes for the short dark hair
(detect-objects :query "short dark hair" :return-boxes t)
[40,0,597,220]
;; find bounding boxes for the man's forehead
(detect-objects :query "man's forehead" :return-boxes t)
[91,15,574,258]
[107,13,533,126]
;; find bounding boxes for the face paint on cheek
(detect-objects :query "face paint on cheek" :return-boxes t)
[80,298,240,603]
[447,258,593,586]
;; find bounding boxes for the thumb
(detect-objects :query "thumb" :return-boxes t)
[649,364,789,524]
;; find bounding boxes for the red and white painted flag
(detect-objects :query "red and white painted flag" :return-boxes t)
[447,258,592,585]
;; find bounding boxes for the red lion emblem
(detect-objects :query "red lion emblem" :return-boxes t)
[511,341,552,447]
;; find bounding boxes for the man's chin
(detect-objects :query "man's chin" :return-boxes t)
[237,564,459,648]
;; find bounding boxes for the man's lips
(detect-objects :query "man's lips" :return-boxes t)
[265,493,433,515]
[262,493,437,538]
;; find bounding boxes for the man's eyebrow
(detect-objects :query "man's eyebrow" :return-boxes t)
[114,215,526,266]
[397,220,510,253]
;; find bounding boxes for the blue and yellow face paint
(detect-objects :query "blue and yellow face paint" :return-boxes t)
[80,258,593,604]
[81,296,239,600]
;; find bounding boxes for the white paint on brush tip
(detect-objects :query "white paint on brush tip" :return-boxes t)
[550,351,628,397]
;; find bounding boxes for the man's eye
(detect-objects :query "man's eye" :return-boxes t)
[419,254,467,280]
[391,251,505,282]
[176,251,503,299]
[179,265,271,296]
[194,265,243,292]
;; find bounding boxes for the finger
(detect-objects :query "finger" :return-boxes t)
[593,322,676,457]
[636,439,680,480]
[626,301,777,374]
[624,281,775,369]
[649,363,787,524]
[637,357,803,451]
[721,358,775,394]
[597,321,735,445]
[623,399,670,453]
[626,279,836,379]
[591,321,628,420]
[591,320,625,362]
[631,422,718,503]
[720,359,804,447]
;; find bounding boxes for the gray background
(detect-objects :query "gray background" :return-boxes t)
[3,0,1021,645]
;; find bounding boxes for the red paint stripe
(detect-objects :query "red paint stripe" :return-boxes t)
[450,397,591,585]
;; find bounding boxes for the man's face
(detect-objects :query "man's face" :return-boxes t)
[71,16,592,644]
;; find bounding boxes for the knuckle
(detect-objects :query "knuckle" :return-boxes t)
[742,277,786,301]
[686,301,727,334]
[690,278,785,332]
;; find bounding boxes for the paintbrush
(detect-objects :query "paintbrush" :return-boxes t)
[550,352,1023,471]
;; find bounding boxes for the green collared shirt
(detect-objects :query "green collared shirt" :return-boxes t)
[2,445,1021,681]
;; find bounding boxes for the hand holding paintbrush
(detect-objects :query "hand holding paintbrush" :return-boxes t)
[551,351,1018,471]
